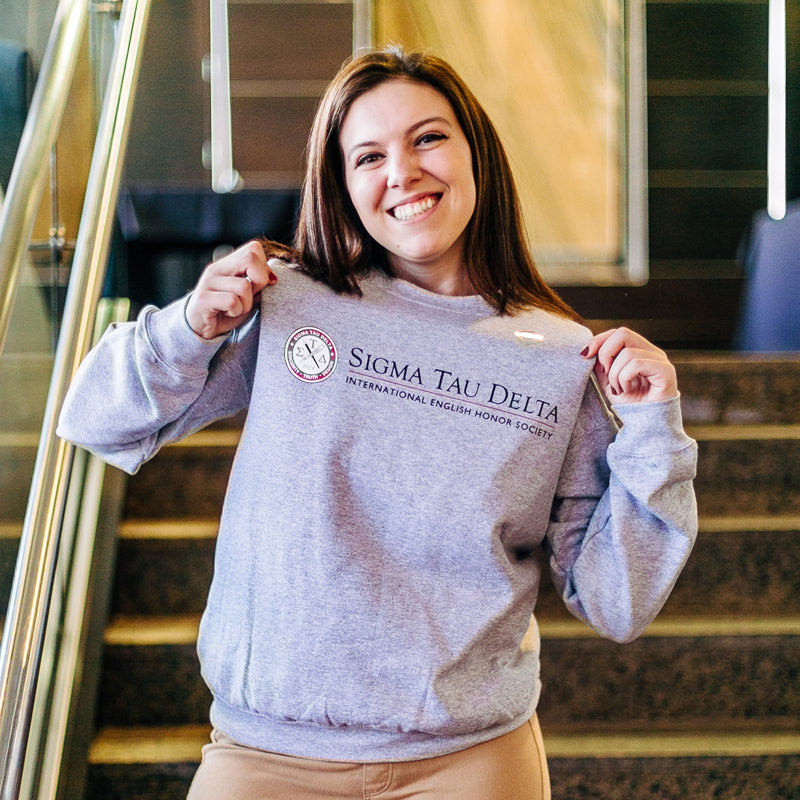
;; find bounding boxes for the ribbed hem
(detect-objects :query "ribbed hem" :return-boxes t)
[208,695,537,763]
[612,394,695,452]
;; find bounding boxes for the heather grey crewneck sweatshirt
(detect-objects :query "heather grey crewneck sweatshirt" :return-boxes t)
[58,261,697,761]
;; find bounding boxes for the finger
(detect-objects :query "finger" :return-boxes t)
[608,352,678,403]
[618,356,677,398]
[203,289,247,320]
[581,328,618,360]
[208,240,274,287]
[598,329,666,376]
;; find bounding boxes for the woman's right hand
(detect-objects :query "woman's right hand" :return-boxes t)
[185,241,277,339]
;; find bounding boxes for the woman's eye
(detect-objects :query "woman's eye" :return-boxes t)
[417,132,446,146]
[355,153,382,168]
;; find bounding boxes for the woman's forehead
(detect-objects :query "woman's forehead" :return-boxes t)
[340,79,459,142]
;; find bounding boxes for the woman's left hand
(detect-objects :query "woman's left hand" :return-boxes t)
[581,327,678,404]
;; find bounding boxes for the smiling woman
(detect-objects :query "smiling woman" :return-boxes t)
[58,45,697,800]
[292,48,583,320]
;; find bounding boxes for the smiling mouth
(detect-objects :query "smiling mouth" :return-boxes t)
[391,195,439,221]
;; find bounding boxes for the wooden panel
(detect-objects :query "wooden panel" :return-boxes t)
[648,95,767,171]
[647,3,769,81]
[787,0,800,199]
[641,2,771,348]
[557,276,744,349]
[126,0,209,186]
[649,187,766,259]
[229,4,353,82]
[231,96,319,176]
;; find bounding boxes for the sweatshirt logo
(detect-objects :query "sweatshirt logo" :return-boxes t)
[284,327,338,382]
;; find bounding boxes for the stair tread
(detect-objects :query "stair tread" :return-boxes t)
[105,615,200,645]
[118,520,219,539]
[688,424,800,440]
[154,424,800,449]
[102,612,800,646]
[116,513,800,536]
[89,725,210,764]
[87,723,799,764]
[544,730,800,758]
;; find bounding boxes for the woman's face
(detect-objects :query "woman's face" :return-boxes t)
[339,79,477,294]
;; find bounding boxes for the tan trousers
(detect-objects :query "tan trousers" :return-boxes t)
[186,716,551,800]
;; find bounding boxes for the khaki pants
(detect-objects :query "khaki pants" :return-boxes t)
[187,716,551,800]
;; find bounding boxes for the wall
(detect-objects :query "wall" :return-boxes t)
[560,0,795,349]
[120,0,797,349]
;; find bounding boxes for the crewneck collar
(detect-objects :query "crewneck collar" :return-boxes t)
[383,275,492,316]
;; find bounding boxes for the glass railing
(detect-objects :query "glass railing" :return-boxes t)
[0,0,151,796]
[0,0,66,619]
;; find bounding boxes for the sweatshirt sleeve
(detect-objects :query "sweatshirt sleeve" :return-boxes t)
[544,380,698,643]
[56,296,260,475]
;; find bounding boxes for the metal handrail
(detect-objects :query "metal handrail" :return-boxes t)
[0,0,152,795]
[0,0,89,360]
[209,0,241,193]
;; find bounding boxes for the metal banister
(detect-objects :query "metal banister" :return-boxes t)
[0,0,152,795]
[0,0,90,359]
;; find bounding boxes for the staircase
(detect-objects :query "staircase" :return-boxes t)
[81,354,800,799]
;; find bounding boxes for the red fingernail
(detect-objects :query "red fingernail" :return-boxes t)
[580,346,590,357]
[610,386,619,396]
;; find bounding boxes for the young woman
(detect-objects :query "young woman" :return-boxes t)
[58,48,697,800]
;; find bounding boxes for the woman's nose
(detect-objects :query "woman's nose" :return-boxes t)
[387,150,421,188]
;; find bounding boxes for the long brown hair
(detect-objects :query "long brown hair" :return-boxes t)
[264,47,580,321]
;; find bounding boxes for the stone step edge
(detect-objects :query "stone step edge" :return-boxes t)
[4,424,800,451]
[103,613,800,647]
[172,424,800,446]
[87,724,800,765]
[4,514,800,542]
[111,514,800,541]
[543,730,800,759]
[141,425,800,449]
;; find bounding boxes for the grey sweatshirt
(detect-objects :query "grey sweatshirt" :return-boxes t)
[57,261,698,761]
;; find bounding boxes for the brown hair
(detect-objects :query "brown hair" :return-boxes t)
[263,46,580,321]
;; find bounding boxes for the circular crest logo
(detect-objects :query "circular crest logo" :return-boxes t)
[284,327,338,383]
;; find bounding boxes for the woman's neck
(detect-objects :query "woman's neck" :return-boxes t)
[389,257,474,297]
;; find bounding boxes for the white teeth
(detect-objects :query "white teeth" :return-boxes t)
[393,196,437,220]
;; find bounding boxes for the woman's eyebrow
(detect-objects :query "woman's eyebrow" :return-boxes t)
[406,115,451,135]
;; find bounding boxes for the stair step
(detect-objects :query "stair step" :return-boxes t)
[89,724,210,765]
[543,730,800,758]
[536,624,800,731]
[97,614,800,730]
[111,515,800,617]
[87,724,800,765]
[674,354,800,426]
[121,419,800,519]
[85,725,800,800]
[0,524,20,615]
[0,353,52,432]
[694,437,800,516]
[85,762,198,800]
[689,424,800,440]
[102,613,800,645]
[547,751,800,800]
[112,525,215,615]
[0,443,37,522]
